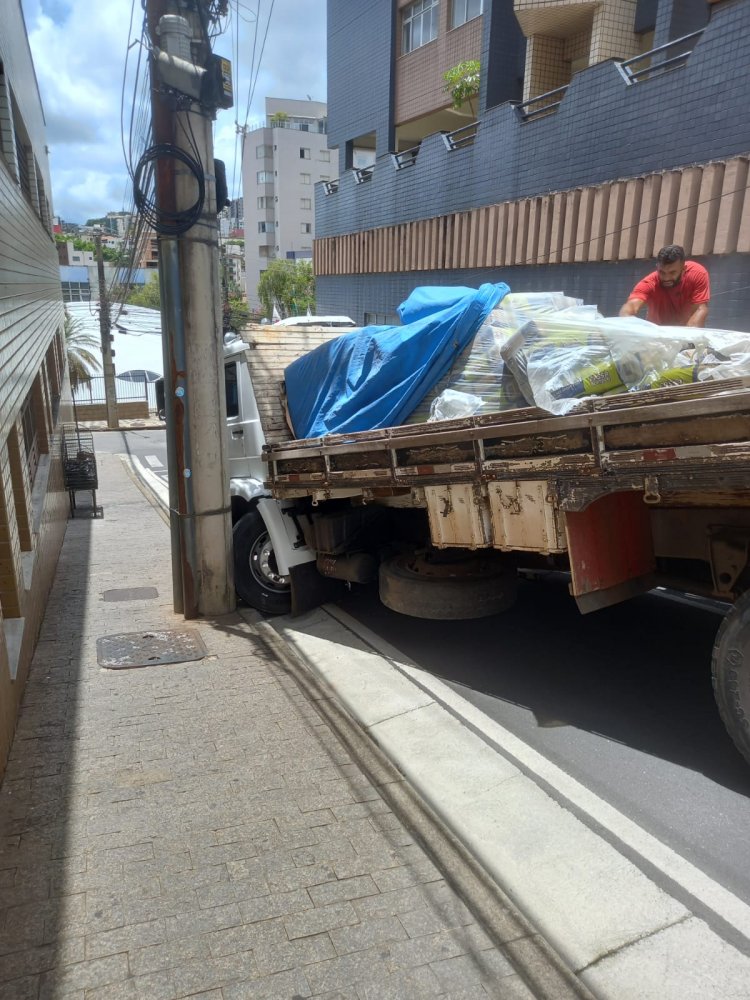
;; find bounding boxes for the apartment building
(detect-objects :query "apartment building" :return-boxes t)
[316,0,750,328]
[0,0,71,778]
[242,98,335,312]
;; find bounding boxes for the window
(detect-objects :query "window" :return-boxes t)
[257,170,273,183]
[259,246,271,258]
[402,0,439,54]
[256,144,272,158]
[257,195,272,209]
[319,150,330,162]
[21,392,39,486]
[300,173,311,185]
[319,175,330,182]
[451,0,482,28]
[258,221,272,233]
[300,223,312,234]
[299,147,311,159]
[61,281,91,303]
[224,363,239,418]
[300,197,312,210]
[0,64,12,172]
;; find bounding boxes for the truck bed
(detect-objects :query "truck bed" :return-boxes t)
[263,377,750,512]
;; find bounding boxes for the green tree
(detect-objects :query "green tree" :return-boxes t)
[257,259,315,319]
[54,232,124,263]
[126,272,161,310]
[443,60,481,117]
[224,295,251,331]
[269,111,289,127]
[64,310,101,392]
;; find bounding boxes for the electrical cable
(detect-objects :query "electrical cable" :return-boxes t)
[133,143,206,236]
[243,0,275,129]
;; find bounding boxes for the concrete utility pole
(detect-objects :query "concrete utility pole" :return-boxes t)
[93,230,119,430]
[146,0,235,618]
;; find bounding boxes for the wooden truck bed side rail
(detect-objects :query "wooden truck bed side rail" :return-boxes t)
[262,379,750,508]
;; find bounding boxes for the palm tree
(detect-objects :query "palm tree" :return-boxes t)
[64,309,101,392]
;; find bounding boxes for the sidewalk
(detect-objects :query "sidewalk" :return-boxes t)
[0,454,582,1000]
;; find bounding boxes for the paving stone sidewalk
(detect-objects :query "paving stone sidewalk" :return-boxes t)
[0,453,537,1000]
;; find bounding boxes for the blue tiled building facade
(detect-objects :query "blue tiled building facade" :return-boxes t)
[316,0,750,328]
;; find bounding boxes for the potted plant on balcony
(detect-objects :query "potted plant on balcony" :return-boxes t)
[443,60,481,118]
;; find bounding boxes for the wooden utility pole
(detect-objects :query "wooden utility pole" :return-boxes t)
[93,229,119,430]
[145,0,235,617]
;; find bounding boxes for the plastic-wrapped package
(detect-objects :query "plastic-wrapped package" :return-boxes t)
[411,288,750,423]
[421,292,581,422]
[429,389,485,422]
[502,315,750,414]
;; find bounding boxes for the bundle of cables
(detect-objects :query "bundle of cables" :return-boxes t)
[133,142,205,236]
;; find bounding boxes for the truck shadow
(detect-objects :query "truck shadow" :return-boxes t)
[337,574,750,797]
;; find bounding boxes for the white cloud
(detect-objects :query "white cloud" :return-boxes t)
[21,0,327,222]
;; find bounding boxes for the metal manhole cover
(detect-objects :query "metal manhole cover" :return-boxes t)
[96,629,207,670]
[102,588,159,602]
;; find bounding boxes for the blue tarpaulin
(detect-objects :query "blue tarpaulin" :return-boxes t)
[285,282,510,439]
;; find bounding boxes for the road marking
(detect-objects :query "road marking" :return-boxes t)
[144,454,162,468]
[322,604,750,948]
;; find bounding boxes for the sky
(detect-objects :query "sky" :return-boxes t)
[21,0,327,223]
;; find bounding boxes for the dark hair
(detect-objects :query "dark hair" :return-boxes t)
[657,244,686,265]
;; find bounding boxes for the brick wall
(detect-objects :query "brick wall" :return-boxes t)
[74,401,149,422]
[395,6,482,125]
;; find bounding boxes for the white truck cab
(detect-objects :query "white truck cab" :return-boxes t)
[223,333,315,614]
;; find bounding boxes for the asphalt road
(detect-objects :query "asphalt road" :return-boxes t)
[98,429,750,908]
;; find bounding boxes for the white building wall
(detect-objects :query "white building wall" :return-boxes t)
[242,97,336,313]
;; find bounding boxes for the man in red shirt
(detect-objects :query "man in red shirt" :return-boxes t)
[619,245,710,327]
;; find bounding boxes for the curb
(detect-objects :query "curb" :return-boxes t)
[243,611,596,1000]
[269,607,750,1000]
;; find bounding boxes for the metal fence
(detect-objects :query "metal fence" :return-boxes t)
[73,376,158,410]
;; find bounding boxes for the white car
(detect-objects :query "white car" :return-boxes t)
[271,315,357,329]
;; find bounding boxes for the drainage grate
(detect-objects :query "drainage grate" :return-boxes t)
[96,629,207,669]
[102,587,159,602]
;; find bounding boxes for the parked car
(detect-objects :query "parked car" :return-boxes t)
[272,315,356,329]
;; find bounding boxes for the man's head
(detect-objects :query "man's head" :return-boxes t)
[656,245,686,287]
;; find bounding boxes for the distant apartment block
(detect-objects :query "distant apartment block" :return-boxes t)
[242,98,335,312]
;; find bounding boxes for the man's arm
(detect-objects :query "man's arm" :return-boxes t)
[619,297,646,318]
[685,301,709,328]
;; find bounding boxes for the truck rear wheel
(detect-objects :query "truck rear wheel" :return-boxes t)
[233,509,292,615]
[712,590,750,765]
[379,550,517,620]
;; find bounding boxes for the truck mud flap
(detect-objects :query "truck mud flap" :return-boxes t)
[566,492,656,613]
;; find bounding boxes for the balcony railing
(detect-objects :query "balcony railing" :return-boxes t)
[354,164,375,184]
[391,145,420,170]
[516,85,568,124]
[617,29,704,85]
[441,121,480,151]
[323,179,339,195]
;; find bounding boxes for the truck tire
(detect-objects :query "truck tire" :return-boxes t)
[233,509,292,615]
[712,590,750,766]
[379,551,517,620]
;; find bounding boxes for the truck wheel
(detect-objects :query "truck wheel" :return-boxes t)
[379,550,517,620]
[712,590,750,765]
[233,509,292,615]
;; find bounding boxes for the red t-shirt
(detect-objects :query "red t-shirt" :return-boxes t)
[629,260,710,325]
